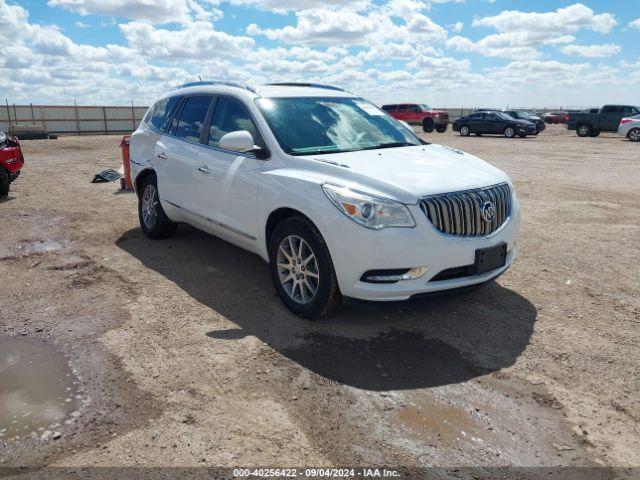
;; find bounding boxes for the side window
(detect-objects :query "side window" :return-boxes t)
[468,113,482,120]
[208,97,263,149]
[621,106,636,117]
[149,96,181,131]
[408,105,420,113]
[397,105,409,112]
[381,105,396,112]
[602,105,617,114]
[173,96,212,143]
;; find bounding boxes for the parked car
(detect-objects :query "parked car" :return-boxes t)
[381,103,449,133]
[618,115,640,142]
[130,81,520,319]
[453,111,537,138]
[503,111,546,134]
[543,112,568,124]
[0,132,24,198]
[568,105,640,137]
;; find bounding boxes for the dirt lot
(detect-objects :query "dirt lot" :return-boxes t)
[0,126,638,477]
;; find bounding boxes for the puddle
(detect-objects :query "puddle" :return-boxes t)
[398,398,490,445]
[0,335,83,441]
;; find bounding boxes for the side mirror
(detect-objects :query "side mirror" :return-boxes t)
[219,130,255,153]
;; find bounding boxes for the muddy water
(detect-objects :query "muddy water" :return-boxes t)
[0,335,82,441]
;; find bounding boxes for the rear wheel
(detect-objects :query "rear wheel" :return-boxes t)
[138,174,177,239]
[504,127,516,138]
[269,217,341,319]
[628,128,640,142]
[422,118,434,133]
[459,125,470,136]
[577,124,591,137]
[435,124,448,133]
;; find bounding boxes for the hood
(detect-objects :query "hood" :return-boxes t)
[311,144,510,203]
[514,119,535,126]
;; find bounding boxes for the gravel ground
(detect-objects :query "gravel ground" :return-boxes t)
[0,126,638,476]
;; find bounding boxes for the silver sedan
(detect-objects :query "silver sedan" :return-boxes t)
[618,114,640,142]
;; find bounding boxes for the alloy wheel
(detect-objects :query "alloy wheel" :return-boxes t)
[505,127,515,138]
[629,129,640,142]
[141,184,159,229]
[276,235,320,304]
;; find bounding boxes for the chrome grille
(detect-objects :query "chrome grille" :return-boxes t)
[420,183,512,237]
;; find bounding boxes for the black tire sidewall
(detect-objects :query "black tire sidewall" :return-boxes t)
[0,168,9,197]
[577,125,591,137]
[422,119,434,133]
[138,175,176,239]
[268,217,339,319]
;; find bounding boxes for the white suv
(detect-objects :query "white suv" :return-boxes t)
[130,81,520,319]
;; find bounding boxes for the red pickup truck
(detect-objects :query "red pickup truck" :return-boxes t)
[0,132,24,198]
[381,103,450,133]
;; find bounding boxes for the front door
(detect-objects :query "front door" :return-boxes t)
[196,96,264,246]
[155,95,214,215]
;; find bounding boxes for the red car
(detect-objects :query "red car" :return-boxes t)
[382,103,450,133]
[0,132,24,198]
[543,112,569,124]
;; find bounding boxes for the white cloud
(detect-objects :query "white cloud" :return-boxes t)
[560,43,621,58]
[447,3,617,59]
[120,21,254,59]
[628,18,640,29]
[47,0,221,24]
[473,3,617,35]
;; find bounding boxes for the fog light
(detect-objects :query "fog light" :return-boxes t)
[362,267,429,284]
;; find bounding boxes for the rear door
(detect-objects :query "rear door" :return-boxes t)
[155,95,214,215]
[396,104,410,122]
[196,96,265,246]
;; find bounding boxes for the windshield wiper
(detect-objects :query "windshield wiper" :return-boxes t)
[361,142,417,151]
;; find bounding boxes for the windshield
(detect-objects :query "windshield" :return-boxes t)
[516,111,531,119]
[496,112,513,120]
[256,97,422,155]
[420,104,432,111]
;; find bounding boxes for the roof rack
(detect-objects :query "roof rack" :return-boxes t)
[266,82,346,92]
[175,80,256,93]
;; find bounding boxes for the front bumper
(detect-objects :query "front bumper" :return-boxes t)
[516,124,537,135]
[322,201,521,301]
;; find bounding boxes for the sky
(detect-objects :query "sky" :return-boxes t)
[0,0,638,107]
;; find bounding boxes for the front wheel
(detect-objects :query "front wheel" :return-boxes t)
[422,119,434,133]
[459,125,471,136]
[518,133,527,138]
[577,125,591,137]
[138,174,177,239]
[435,124,448,133]
[628,128,640,142]
[589,130,600,137]
[504,127,516,138]
[269,217,341,319]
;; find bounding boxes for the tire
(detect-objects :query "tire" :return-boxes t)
[474,133,482,136]
[0,168,9,198]
[628,128,640,142]
[504,126,516,138]
[518,133,527,138]
[589,130,600,137]
[422,118,434,133]
[435,124,448,133]
[268,216,341,320]
[138,174,177,239]
[459,125,470,136]
[577,124,591,137]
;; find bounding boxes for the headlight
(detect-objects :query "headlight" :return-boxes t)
[322,184,415,230]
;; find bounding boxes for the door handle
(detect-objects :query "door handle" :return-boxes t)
[157,152,168,160]
[198,166,211,174]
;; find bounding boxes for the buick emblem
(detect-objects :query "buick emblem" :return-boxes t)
[480,201,497,223]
